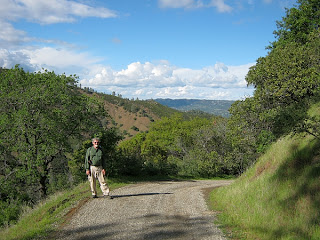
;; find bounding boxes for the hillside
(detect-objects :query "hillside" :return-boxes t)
[155,98,234,117]
[84,91,215,139]
[209,102,320,239]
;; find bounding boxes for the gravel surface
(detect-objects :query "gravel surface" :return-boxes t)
[53,180,232,240]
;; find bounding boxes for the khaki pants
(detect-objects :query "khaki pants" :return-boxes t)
[88,165,110,196]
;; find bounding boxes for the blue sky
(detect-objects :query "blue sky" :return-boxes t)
[0,0,296,100]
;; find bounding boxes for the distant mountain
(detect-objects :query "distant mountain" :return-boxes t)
[154,98,235,117]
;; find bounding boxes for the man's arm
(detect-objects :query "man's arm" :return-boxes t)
[85,148,91,175]
[101,148,106,176]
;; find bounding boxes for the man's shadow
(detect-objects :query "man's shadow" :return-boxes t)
[110,192,173,199]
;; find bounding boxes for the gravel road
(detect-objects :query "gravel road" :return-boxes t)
[53,180,232,240]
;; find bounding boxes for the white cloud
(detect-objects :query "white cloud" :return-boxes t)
[0,0,116,75]
[209,0,232,13]
[0,47,103,77]
[0,0,118,51]
[0,21,31,48]
[82,61,252,88]
[159,0,196,8]
[0,0,117,25]
[101,85,253,100]
[21,47,101,68]
[79,61,254,100]
[0,49,33,70]
[158,0,232,12]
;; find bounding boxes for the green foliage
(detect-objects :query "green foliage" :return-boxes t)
[0,66,108,227]
[227,98,271,174]
[225,0,320,173]
[68,139,92,184]
[245,0,320,140]
[69,128,124,181]
[0,200,21,227]
[272,0,320,47]
[131,125,139,131]
[117,133,146,176]
[118,113,233,177]
[296,102,320,139]
[209,2,320,238]
[247,33,320,107]
[0,180,128,240]
[250,37,318,103]
[210,132,320,240]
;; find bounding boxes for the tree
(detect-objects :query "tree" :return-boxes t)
[69,128,123,182]
[226,98,274,174]
[180,119,230,177]
[118,113,233,177]
[245,0,320,138]
[247,34,320,108]
[0,66,105,204]
[271,0,320,48]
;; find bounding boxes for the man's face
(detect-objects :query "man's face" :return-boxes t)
[92,140,100,148]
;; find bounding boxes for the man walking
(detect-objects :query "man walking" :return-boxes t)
[85,137,111,198]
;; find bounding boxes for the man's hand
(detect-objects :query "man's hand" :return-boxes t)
[86,170,90,175]
[102,169,106,176]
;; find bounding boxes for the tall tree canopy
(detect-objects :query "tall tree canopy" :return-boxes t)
[244,0,320,137]
[0,66,104,204]
[272,0,320,47]
[226,0,320,175]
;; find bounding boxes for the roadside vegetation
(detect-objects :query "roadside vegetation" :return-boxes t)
[210,126,320,240]
[0,179,128,240]
[210,0,320,239]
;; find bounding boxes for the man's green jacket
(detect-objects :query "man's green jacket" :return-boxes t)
[85,146,106,171]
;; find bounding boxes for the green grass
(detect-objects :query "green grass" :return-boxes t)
[209,134,320,240]
[0,178,128,240]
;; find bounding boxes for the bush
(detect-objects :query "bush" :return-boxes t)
[0,200,21,227]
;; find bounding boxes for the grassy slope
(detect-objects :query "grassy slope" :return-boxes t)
[0,179,127,240]
[210,104,320,239]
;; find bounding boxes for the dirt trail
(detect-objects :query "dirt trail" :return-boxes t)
[53,180,232,240]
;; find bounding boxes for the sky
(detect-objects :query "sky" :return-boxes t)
[0,0,296,100]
